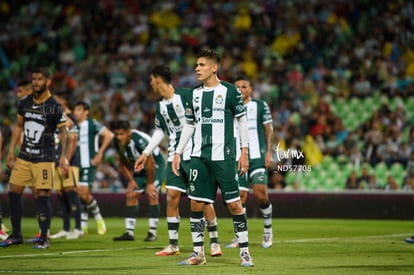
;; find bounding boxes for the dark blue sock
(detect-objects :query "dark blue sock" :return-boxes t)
[57,194,71,231]
[8,192,23,238]
[36,196,51,240]
[65,190,82,230]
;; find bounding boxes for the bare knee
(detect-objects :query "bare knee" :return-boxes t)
[227,201,244,215]
[240,190,248,204]
[253,185,268,206]
[204,203,216,220]
[190,200,205,212]
[8,183,25,194]
[167,190,181,206]
[77,186,91,203]
[126,192,139,206]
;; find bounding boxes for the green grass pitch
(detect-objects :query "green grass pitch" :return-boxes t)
[0,218,413,274]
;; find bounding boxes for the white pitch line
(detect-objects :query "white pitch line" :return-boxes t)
[283,237,339,243]
[0,247,139,259]
[283,233,409,243]
[0,233,410,260]
[364,233,408,239]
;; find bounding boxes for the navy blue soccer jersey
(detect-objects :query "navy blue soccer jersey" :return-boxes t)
[18,94,66,162]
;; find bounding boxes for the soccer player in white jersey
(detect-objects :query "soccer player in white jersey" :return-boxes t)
[72,101,114,235]
[172,49,254,267]
[135,65,222,257]
[225,75,274,249]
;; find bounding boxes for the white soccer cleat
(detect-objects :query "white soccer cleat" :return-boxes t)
[177,251,206,265]
[50,230,70,239]
[66,229,85,239]
[155,244,180,256]
[262,233,273,248]
[240,250,254,267]
[210,242,222,257]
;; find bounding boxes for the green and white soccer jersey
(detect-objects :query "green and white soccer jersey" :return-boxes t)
[78,118,104,169]
[113,129,165,192]
[185,81,246,160]
[155,88,192,193]
[235,99,272,189]
[155,88,192,162]
[77,118,105,186]
[184,81,245,203]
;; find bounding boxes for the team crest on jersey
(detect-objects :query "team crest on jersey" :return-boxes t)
[215,95,223,104]
[185,108,193,116]
[175,104,182,113]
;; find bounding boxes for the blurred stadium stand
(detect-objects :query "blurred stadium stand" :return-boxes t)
[1,0,414,193]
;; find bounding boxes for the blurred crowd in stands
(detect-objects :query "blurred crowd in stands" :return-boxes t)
[1,0,414,192]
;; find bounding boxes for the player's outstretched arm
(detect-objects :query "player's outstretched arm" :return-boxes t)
[119,157,138,194]
[135,128,164,172]
[144,155,157,199]
[92,127,114,166]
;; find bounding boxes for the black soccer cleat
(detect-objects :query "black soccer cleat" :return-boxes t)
[113,232,134,241]
[144,232,156,242]
[0,235,23,247]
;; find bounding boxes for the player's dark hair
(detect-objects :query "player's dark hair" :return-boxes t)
[151,65,172,83]
[33,67,51,78]
[197,49,221,65]
[235,74,253,88]
[113,120,130,131]
[17,79,31,87]
[74,101,90,111]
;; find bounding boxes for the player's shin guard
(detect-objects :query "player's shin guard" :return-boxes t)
[232,212,249,248]
[206,217,219,244]
[87,199,103,221]
[81,202,88,231]
[57,194,71,231]
[36,196,51,240]
[8,192,23,237]
[260,201,273,234]
[167,216,180,246]
[66,191,82,230]
[148,205,160,236]
[190,211,205,254]
[125,205,138,234]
